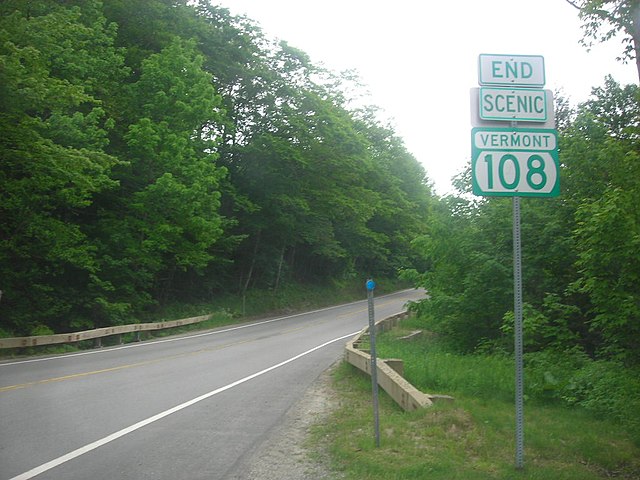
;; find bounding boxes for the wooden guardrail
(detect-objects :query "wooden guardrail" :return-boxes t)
[0,314,212,349]
[345,311,452,411]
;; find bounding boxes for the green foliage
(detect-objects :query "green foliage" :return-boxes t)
[0,0,433,334]
[377,327,640,444]
[561,362,640,437]
[573,186,640,361]
[409,76,640,365]
[318,359,640,480]
[499,299,581,352]
[408,196,512,352]
[204,13,434,289]
[569,0,640,81]
[526,351,640,444]
[0,0,126,334]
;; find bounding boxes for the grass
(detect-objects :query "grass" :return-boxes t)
[313,319,640,480]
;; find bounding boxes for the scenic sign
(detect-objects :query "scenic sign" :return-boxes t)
[470,88,556,129]
[479,87,548,122]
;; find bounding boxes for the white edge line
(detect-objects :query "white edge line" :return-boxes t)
[8,331,359,480]
[1,289,417,367]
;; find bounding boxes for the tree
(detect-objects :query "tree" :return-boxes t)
[0,0,436,334]
[93,38,228,317]
[410,76,640,363]
[406,191,514,352]
[563,79,640,362]
[353,109,433,275]
[0,0,127,334]
[566,0,640,82]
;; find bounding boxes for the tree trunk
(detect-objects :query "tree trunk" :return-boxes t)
[274,244,285,292]
[242,230,261,298]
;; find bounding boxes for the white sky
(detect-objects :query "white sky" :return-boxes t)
[213,0,638,195]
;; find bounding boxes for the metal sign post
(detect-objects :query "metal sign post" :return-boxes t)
[471,54,560,470]
[366,278,381,448]
[513,196,525,470]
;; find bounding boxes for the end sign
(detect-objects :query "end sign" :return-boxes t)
[478,54,545,87]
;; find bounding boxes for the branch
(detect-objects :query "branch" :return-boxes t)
[565,0,582,9]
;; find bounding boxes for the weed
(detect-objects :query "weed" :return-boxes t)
[314,331,640,479]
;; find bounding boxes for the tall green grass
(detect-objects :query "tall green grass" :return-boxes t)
[376,322,640,445]
[316,362,640,480]
[312,318,640,479]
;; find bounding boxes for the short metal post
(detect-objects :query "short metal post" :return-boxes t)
[366,279,380,448]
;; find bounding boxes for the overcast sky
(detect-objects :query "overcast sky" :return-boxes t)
[213,0,637,194]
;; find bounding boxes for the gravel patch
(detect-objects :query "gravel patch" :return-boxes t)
[233,362,344,480]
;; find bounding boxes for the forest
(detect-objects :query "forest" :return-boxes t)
[1,0,434,336]
[1,0,639,372]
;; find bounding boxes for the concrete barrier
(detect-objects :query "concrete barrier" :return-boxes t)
[0,314,213,349]
[345,311,451,411]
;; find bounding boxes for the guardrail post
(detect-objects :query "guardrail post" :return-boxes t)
[94,337,102,348]
[344,310,441,412]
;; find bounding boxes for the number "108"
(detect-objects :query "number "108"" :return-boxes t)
[483,153,547,190]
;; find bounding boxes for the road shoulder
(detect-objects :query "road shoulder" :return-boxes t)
[232,362,343,480]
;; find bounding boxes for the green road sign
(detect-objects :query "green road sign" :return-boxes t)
[478,54,545,87]
[471,127,559,197]
[479,87,548,122]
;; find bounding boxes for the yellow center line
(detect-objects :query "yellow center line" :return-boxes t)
[0,307,373,394]
[0,336,259,393]
[0,361,157,393]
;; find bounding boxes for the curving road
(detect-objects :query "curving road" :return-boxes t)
[0,289,424,480]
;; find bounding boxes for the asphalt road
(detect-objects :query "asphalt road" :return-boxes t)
[0,289,424,480]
